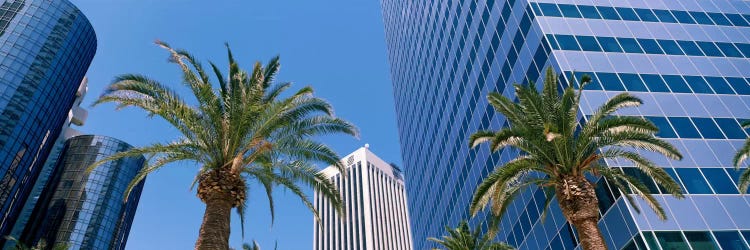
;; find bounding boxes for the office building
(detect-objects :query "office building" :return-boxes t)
[22,135,146,250]
[0,0,97,240]
[381,0,750,249]
[314,145,413,250]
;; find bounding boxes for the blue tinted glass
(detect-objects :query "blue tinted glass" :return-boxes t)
[701,168,739,194]
[577,36,601,51]
[547,34,560,50]
[635,8,659,22]
[556,35,580,50]
[616,7,639,21]
[638,38,664,54]
[683,76,713,94]
[653,9,677,23]
[597,6,620,20]
[716,43,743,58]
[597,72,625,91]
[677,40,705,56]
[662,75,691,93]
[692,117,723,139]
[559,4,582,18]
[684,231,720,250]
[646,116,677,138]
[575,72,602,90]
[672,10,696,24]
[708,13,732,26]
[697,42,724,57]
[641,74,670,92]
[713,231,749,250]
[656,232,691,250]
[726,77,750,95]
[578,5,601,19]
[727,14,750,26]
[705,77,734,94]
[539,3,562,17]
[675,168,712,194]
[714,118,747,139]
[623,167,661,193]
[691,11,715,25]
[597,37,622,52]
[664,168,687,192]
[618,37,643,53]
[736,43,750,57]
[619,73,647,91]
[658,40,684,55]
[669,117,701,138]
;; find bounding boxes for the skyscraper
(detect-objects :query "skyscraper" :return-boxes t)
[381,0,750,249]
[0,0,97,240]
[314,146,413,250]
[21,135,146,250]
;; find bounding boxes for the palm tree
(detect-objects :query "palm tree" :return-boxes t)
[468,68,684,250]
[89,41,358,250]
[732,121,750,193]
[428,221,514,250]
[3,236,68,250]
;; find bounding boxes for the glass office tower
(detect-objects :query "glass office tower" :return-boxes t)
[381,0,750,249]
[22,135,146,250]
[0,0,97,240]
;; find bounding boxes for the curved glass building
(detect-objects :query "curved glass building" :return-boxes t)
[22,135,146,250]
[382,0,750,249]
[0,0,97,240]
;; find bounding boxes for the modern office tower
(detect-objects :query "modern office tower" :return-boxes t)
[382,0,750,249]
[313,145,413,250]
[0,0,97,241]
[21,135,146,250]
[4,77,88,249]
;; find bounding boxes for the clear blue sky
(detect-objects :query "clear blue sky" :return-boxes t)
[69,1,401,249]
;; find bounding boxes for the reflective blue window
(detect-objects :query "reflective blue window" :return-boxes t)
[677,40,705,56]
[558,4,581,18]
[617,37,643,53]
[578,5,600,19]
[635,9,659,22]
[573,71,602,90]
[672,10,696,24]
[735,43,750,57]
[684,231,720,250]
[658,39,684,55]
[556,35,580,50]
[669,117,701,138]
[726,13,750,26]
[712,231,749,250]
[638,38,664,54]
[662,75,691,93]
[683,76,713,94]
[646,116,677,138]
[653,9,677,23]
[576,36,601,51]
[691,12,715,25]
[619,73,648,92]
[616,7,639,21]
[656,232,691,249]
[539,3,562,17]
[726,78,750,95]
[596,72,625,91]
[692,117,723,139]
[697,42,724,57]
[675,168,713,194]
[701,168,739,194]
[623,168,660,193]
[597,37,622,52]
[597,6,620,20]
[716,42,743,58]
[664,168,687,192]
[641,74,670,92]
[708,13,732,26]
[705,77,734,94]
[714,118,747,139]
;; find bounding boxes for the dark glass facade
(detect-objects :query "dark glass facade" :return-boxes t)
[0,0,97,240]
[21,135,145,250]
[381,0,750,249]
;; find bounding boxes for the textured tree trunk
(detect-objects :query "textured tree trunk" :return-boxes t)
[556,176,608,250]
[194,191,233,250]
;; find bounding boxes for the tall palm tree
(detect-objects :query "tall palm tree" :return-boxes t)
[468,68,684,250]
[89,41,358,250]
[428,221,514,250]
[732,121,750,192]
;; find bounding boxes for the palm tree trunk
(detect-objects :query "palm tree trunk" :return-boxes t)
[194,191,233,250]
[557,176,608,250]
